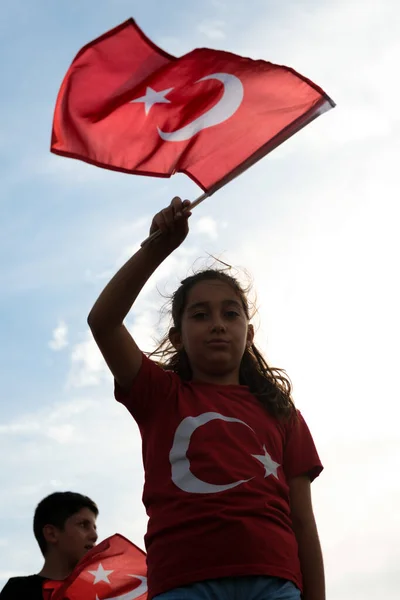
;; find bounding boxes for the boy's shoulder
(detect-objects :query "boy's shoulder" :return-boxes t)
[1,574,46,599]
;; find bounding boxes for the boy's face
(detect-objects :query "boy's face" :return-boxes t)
[51,507,98,568]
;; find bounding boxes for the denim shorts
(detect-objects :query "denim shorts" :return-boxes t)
[153,576,301,599]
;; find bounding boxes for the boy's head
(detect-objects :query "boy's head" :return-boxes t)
[33,492,98,568]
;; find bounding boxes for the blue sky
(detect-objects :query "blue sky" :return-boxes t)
[1,1,399,598]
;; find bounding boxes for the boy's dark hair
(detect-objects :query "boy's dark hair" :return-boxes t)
[33,491,98,556]
[151,268,296,420]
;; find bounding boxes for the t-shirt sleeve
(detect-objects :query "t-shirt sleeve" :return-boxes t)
[283,410,323,482]
[114,353,179,425]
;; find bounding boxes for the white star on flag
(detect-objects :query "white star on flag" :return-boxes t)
[252,446,280,479]
[88,562,114,584]
[131,86,174,115]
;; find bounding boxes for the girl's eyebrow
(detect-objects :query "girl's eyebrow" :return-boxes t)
[186,302,207,311]
[187,300,242,311]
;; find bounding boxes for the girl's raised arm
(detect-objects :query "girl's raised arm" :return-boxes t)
[88,197,191,390]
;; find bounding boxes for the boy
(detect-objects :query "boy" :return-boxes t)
[0,491,98,600]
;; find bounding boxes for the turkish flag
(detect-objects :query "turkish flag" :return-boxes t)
[51,19,334,192]
[42,534,147,600]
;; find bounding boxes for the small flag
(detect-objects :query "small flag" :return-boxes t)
[43,534,147,600]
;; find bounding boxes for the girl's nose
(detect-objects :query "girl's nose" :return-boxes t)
[210,323,226,333]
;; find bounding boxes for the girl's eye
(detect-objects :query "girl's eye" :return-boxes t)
[192,312,207,320]
[226,310,240,318]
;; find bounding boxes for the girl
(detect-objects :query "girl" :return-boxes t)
[88,197,325,600]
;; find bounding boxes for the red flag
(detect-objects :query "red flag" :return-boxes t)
[42,534,147,600]
[51,19,334,192]
[42,580,63,600]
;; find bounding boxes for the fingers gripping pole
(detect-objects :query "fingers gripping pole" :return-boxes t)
[140,191,210,247]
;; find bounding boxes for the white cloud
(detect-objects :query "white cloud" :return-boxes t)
[0,572,19,582]
[28,152,116,185]
[154,36,187,57]
[0,391,145,499]
[197,20,226,40]
[47,424,76,444]
[194,216,219,240]
[209,0,228,9]
[49,479,66,488]
[68,335,110,388]
[49,320,68,351]
[0,422,41,435]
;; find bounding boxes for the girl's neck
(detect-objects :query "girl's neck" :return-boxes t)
[191,369,240,386]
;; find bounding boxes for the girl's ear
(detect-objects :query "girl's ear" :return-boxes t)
[246,324,255,348]
[169,327,183,350]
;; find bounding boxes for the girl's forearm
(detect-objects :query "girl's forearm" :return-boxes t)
[88,242,171,332]
[294,519,326,600]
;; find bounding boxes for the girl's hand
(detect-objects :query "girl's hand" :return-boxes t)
[149,197,192,251]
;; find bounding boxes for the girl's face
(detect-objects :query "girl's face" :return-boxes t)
[173,279,254,384]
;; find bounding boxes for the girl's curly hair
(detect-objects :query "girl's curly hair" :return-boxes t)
[150,268,295,420]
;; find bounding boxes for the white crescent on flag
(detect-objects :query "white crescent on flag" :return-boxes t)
[95,575,147,600]
[157,73,244,141]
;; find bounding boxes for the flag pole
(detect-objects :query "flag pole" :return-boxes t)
[140,93,334,248]
[140,190,210,247]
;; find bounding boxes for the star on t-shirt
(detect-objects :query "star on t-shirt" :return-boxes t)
[252,445,280,479]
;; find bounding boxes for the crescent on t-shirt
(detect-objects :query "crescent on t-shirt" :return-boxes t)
[115,354,323,600]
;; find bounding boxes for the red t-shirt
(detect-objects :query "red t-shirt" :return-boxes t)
[115,355,323,599]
